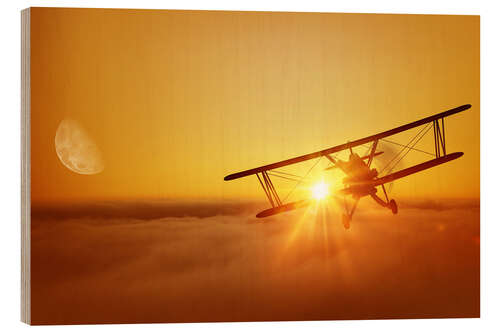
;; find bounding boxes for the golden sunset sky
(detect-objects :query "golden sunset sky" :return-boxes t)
[28,9,481,324]
[30,8,479,204]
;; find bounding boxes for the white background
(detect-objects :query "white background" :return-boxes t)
[0,0,498,332]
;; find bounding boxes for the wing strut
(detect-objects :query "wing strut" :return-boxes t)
[433,119,446,157]
[367,140,379,167]
[256,171,282,208]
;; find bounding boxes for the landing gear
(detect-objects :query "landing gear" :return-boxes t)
[341,196,359,230]
[342,214,351,230]
[369,185,398,215]
[389,199,398,214]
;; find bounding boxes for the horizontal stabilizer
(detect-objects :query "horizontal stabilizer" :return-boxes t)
[256,200,310,218]
[325,151,384,170]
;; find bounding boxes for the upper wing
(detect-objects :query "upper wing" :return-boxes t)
[224,104,470,181]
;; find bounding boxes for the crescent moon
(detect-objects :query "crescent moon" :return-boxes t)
[54,119,104,175]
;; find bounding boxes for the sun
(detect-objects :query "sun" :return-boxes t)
[311,181,330,200]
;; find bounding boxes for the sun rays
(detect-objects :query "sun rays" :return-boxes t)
[311,181,330,200]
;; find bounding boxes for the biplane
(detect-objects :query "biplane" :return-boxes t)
[224,104,470,229]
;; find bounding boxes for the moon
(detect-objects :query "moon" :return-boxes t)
[54,119,104,175]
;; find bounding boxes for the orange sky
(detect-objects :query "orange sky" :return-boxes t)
[30,8,479,204]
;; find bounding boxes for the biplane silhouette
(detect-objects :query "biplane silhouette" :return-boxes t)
[224,104,470,229]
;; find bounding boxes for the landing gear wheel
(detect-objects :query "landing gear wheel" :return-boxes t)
[342,214,351,230]
[389,199,398,214]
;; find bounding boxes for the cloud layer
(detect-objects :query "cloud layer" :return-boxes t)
[30,199,480,324]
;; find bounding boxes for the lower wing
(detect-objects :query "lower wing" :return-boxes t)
[370,152,463,187]
[256,200,310,218]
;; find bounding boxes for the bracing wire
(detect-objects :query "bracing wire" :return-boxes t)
[268,169,313,183]
[381,138,434,156]
[267,173,303,182]
[271,170,304,178]
[385,124,433,175]
[379,123,432,174]
[283,156,323,202]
